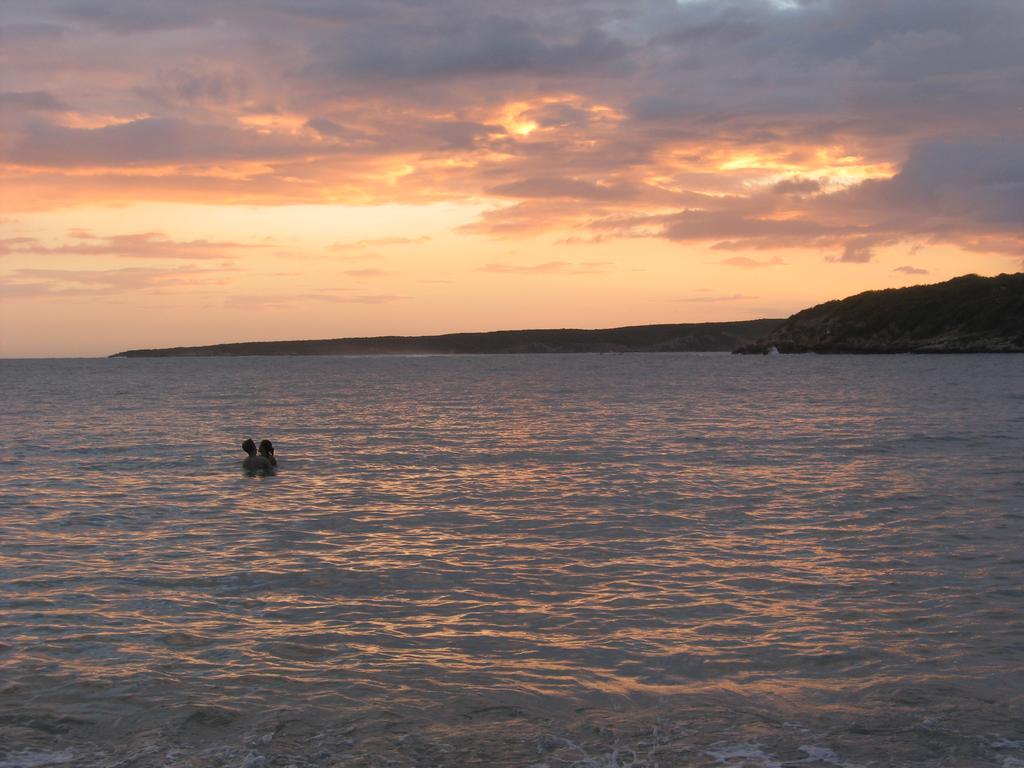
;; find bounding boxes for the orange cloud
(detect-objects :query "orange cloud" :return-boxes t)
[1,264,230,298]
[329,236,431,250]
[479,260,613,275]
[0,231,270,259]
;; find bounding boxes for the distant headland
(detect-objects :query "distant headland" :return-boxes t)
[110,273,1024,358]
[736,273,1024,354]
[109,319,783,357]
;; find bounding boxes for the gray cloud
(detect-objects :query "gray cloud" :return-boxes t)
[312,15,631,80]
[487,177,638,201]
[134,69,252,109]
[834,237,886,264]
[772,177,821,196]
[808,140,1024,257]
[844,141,1024,225]
[660,210,840,244]
[0,91,67,111]
[0,22,65,42]
[5,118,315,167]
[61,1,209,33]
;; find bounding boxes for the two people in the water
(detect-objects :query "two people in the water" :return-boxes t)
[241,438,277,473]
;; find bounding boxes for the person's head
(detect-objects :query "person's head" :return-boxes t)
[242,438,257,456]
[258,439,274,457]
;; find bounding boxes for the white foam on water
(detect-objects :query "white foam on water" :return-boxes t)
[704,742,783,767]
[992,737,1024,768]
[0,750,76,768]
[783,722,811,732]
[990,738,1024,750]
[798,745,864,767]
[550,736,657,768]
[705,743,861,768]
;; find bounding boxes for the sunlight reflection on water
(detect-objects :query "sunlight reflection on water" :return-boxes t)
[1,354,1022,767]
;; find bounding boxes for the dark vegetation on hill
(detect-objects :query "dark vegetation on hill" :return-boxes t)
[735,273,1024,354]
[110,319,783,357]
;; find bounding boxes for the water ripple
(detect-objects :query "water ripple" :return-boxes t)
[1,354,1022,766]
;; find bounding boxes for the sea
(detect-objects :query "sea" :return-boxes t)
[1,353,1022,768]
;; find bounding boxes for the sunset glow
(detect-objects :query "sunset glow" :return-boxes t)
[2,0,1022,356]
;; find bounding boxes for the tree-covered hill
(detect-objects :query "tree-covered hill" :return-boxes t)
[736,273,1024,354]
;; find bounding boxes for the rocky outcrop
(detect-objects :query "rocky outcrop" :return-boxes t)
[735,273,1024,354]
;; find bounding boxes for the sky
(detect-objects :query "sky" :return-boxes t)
[1,0,1022,357]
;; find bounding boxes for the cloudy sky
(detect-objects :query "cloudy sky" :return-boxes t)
[1,0,1022,355]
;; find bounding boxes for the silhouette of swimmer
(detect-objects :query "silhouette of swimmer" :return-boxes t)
[241,437,275,474]
[258,439,277,467]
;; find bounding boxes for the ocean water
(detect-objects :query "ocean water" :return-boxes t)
[1,353,1022,768]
